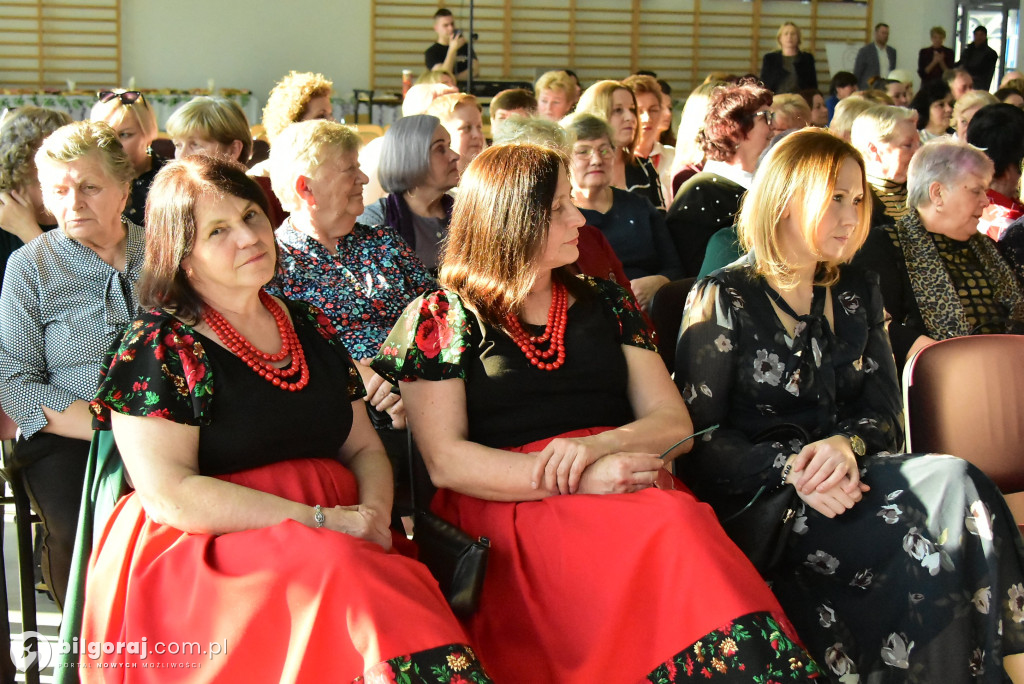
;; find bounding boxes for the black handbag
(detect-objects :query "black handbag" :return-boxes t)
[405,431,489,618]
[719,424,807,577]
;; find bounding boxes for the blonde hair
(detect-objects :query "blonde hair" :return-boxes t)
[952,90,998,129]
[494,115,568,150]
[261,71,333,142]
[772,93,811,129]
[165,96,253,163]
[425,93,482,122]
[534,70,575,99]
[829,96,875,141]
[268,120,361,212]
[35,120,134,187]
[850,105,918,151]
[576,80,639,157]
[674,81,723,168]
[738,128,871,287]
[776,21,802,48]
[90,89,158,142]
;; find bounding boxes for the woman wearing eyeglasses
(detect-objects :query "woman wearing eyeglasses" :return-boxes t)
[90,89,164,226]
[562,112,682,311]
[666,79,775,277]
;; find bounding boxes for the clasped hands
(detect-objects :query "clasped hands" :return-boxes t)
[529,435,665,496]
[784,435,869,518]
[319,503,392,550]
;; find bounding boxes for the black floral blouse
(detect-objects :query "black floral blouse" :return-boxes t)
[90,298,366,476]
[675,257,904,509]
[373,276,656,449]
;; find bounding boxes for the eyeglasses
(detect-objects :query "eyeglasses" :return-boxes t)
[96,90,145,106]
[573,145,615,160]
[753,110,775,126]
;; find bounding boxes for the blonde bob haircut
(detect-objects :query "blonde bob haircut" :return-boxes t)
[425,93,482,123]
[261,71,333,142]
[576,80,640,157]
[828,96,874,142]
[166,96,253,163]
[35,120,135,189]
[776,21,802,48]
[89,88,158,142]
[534,70,575,99]
[850,105,917,152]
[440,143,585,327]
[738,128,871,288]
[268,120,361,213]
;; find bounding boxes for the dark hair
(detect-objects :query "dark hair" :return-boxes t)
[698,78,773,162]
[440,144,583,326]
[965,103,1024,178]
[910,79,952,131]
[974,26,988,36]
[140,155,272,323]
[874,22,889,31]
[433,8,452,19]
[798,88,824,110]
[656,79,672,97]
[635,69,658,78]
[829,71,858,96]
[996,87,1024,102]
[490,88,537,113]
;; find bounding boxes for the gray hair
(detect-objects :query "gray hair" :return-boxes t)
[378,114,441,193]
[559,112,613,149]
[850,105,917,152]
[0,106,72,191]
[494,115,568,150]
[269,119,361,212]
[35,120,134,187]
[907,139,995,209]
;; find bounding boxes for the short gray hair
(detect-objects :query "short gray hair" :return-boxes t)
[850,105,917,152]
[907,139,994,209]
[378,114,440,193]
[269,120,361,212]
[494,115,568,150]
[559,112,613,149]
[35,120,134,187]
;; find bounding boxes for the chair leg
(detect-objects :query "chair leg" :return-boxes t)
[12,483,39,684]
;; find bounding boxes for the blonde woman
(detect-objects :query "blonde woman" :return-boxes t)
[677,127,1024,683]
[90,89,161,225]
[534,70,575,121]
[760,21,818,94]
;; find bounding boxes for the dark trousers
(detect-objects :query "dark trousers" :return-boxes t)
[12,433,89,611]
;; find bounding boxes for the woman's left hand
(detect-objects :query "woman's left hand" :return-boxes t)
[327,504,393,551]
[629,275,669,312]
[358,358,403,414]
[530,435,611,494]
[791,435,866,496]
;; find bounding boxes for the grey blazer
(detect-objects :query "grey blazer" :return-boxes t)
[853,43,897,90]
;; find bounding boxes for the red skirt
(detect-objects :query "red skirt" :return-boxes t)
[433,428,815,683]
[80,458,479,683]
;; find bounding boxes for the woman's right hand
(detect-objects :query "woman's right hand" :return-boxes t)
[786,463,868,518]
[0,190,44,244]
[575,452,664,496]
[323,504,393,551]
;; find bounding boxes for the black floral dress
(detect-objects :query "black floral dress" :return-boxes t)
[675,257,1024,683]
[374,276,821,683]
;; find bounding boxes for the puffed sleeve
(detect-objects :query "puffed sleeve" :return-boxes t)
[290,299,366,402]
[674,276,791,502]
[588,276,658,351]
[90,311,214,428]
[371,289,472,382]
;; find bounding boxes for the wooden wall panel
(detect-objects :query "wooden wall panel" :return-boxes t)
[371,0,870,96]
[0,0,119,89]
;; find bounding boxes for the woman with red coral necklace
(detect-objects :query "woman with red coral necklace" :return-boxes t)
[80,155,492,682]
[373,143,821,683]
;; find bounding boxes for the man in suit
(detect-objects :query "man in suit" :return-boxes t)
[854,23,897,90]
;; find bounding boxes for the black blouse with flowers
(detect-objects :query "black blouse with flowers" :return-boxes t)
[372,276,656,449]
[91,298,365,476]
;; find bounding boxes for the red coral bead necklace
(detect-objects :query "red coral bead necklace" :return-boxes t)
[505,280,568,371]
[203,290,310,391]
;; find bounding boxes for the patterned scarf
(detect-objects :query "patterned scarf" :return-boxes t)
[894,210,1024,338]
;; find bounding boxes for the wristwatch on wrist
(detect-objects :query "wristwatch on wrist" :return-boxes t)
[313,504,326,528]
[845,433,867,457]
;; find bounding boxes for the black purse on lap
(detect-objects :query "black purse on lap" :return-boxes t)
[719,424,806,577]
[405,431,489,618]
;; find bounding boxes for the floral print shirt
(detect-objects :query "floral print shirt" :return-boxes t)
[269,218,435,360]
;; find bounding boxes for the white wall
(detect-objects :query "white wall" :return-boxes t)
[120,0,1024,106]
[121,1,371,106]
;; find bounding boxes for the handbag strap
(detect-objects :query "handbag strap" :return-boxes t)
[406,427,419,513]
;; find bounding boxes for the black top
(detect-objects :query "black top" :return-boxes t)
[424,42,473,75]
[918,45,956,83]
[124,154,168,226]
[959,42,999,91]
[759,51,818,93]
[579,187,683,281]
[624,157,664,209]
[674,257,903,511]
[92,299,365,476]
[372,277,656,449]
[0,223,55,294]
[666,172,746,278]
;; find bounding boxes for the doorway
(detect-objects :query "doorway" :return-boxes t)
[955,0,1019,89]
